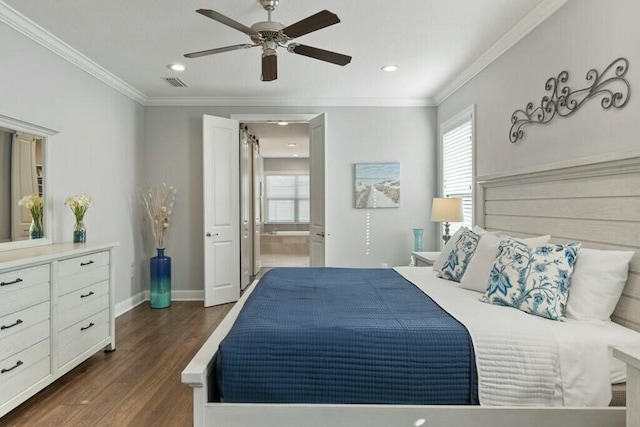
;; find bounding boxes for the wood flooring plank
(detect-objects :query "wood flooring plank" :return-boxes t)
[1,301,234,427]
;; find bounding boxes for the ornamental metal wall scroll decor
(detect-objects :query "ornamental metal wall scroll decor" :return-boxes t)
[509,57,630,143]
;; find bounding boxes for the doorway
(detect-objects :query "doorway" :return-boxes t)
[232,113,325,286]
[202,113,325,306]
[248,122,311,270]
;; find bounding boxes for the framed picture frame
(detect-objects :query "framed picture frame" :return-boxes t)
[354,162,400,209]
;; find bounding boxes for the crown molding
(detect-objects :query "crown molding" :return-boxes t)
[144,96,436,107]
[0,1,147,105]
[433,0,569,105]
[1,0,565,108]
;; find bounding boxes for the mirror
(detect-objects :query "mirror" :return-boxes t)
[0,114,56,251]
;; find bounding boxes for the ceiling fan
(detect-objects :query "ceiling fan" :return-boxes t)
[184,0,352,82]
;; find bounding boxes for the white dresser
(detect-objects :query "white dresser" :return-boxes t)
[0,242,117,418]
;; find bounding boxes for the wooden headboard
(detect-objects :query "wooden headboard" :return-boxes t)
[476,149,640,332]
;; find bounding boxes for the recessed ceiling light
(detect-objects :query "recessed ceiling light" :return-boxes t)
[381,65,397,72]
[293,154,299,157]
[277,121,289,126]
[169,64,186,71]
[287,143,297,147]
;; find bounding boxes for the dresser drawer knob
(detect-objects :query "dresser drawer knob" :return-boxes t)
[0,319,23,330]
[0,278,23,287]
[80,291,95,299]
[80,322,95,331]
[80,260,95,267]
[1,360,23,374]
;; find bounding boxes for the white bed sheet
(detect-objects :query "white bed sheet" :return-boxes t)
[395,266,640,407]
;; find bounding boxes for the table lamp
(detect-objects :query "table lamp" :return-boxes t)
[431,197,464,244]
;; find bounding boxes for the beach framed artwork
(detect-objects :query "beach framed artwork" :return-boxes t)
[354,162,400,209]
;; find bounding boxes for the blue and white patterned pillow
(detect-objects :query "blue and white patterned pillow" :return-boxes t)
[483,238,581,321]
[437,229,480,282]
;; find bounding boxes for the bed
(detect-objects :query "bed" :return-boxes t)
[183,149,640,427]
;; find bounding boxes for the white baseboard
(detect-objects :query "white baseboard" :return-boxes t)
[115,290,204,317]
[166,290,205,301]
[115,291,146,317]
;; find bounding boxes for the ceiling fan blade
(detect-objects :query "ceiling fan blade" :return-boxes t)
[196,9,258,36]
[262,55,278,82]
[281,10,340,39]
[184,44,256,59]
[288,44,352,66]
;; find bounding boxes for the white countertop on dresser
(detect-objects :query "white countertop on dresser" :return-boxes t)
[0,242,119,270]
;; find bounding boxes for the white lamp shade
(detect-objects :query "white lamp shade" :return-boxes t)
[431,198,464,222]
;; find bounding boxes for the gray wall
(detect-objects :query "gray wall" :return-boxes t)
[438,0,640,178]
[145,106,437,292]
[264,158,310,173]
[0,22,145,306]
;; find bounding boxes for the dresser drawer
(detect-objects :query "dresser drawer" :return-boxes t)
[58,281,109,331]
[58,251,109,278]
[0,339,50,406]
[0,282,49,319]
[58,309,109,367]
[0,265,49,297]
[0,302,49,360]
[0,318,49,363]
[57,264,109,297]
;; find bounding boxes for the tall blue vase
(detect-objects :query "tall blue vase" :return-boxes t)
[150,248,171,309]
[412,228,424,252]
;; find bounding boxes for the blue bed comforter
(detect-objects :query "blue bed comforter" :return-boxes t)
[214,267,478,405]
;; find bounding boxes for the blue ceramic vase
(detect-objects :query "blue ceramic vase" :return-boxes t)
[150,248,171,309]
[412,228,424,252]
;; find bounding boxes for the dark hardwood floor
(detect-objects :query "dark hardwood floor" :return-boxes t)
[1,301,234,427]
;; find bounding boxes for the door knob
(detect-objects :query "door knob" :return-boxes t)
[316,232,325,238]
[206,232,219,237]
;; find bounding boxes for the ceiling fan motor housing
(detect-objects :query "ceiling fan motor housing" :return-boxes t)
[259,0,279,12]
[250,21,286,45]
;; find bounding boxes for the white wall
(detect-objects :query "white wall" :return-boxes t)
[0,22,145,306]
[144,106,437,292]
[438,0,640,178]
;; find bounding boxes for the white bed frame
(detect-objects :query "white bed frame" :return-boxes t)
[183,149,640,427]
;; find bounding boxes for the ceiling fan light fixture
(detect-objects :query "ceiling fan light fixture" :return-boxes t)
[381,65,397,72]
[185,3,352,81]
[168,63,186,71]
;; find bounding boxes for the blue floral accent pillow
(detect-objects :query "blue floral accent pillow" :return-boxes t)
[437,229,480,282]
[482,238,581,321]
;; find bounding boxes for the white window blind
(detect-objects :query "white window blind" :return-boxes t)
[442,119,473,235]
[265,175,309,223]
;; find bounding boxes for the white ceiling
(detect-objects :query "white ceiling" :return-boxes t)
[3,0,549,104]
[248,123,309,158]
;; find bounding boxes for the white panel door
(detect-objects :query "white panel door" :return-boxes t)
[239,130,251,291]
[252,149,263,275]
[203,115,240,307]
[309,114,326,267]
[11,132,38,240]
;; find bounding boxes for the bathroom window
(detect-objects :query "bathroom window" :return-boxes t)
[265,175,309,223]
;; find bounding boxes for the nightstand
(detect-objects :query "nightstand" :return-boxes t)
[613,347,640,427]
[411,251,440,267]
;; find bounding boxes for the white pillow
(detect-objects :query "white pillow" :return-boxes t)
[472,226,501,236]
[565,248,634,323]
[459,234,551,293]
[432,227,468,272]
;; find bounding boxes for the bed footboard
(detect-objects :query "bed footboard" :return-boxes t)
[182,280,259,426]
[198,404,624,427]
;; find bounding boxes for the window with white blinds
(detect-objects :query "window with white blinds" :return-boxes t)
[442,118,473,235]
[265,175,310,223]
